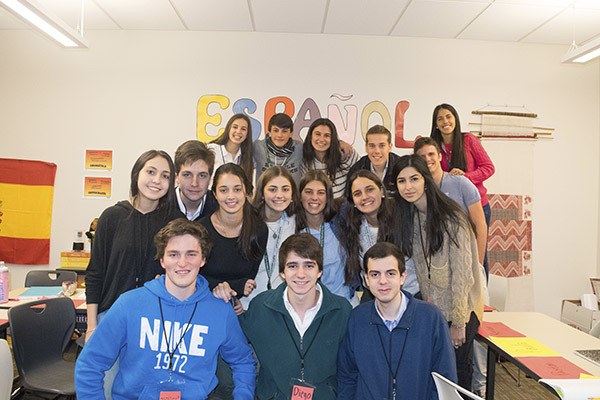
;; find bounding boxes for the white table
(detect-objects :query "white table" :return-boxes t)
[479,312,600,399]
[0,288,86,310]
[0,288,88,330]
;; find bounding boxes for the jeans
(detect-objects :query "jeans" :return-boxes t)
[452,312,480,391]
[483,202,491,280]
[471,341,487,392]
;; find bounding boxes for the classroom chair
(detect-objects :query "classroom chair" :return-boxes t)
[590,321,600,339]
[0,339,12,400]
[8,298,76,399]
[432,372,484,400]
[24,270,77,287]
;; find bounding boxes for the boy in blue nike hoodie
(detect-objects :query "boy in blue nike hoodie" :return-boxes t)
[75,218,256,399]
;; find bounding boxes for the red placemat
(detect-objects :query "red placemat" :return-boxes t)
[516,356,591,379]
[72,299,86,308]
[478,321,526,338]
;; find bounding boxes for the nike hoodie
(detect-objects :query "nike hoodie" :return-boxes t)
[75,275,255,399]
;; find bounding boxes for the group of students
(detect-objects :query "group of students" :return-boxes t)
[75,103,495,399]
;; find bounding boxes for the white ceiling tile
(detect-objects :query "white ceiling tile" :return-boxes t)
[43,0,119,30]
[173,0,252,31]
[0,0,117,30]
[573,0,600,10]
[251,0,326,33]
[459,2,563,42]
[522,6,600,45]
[95,0,184,30]
[1,0,599,46]
[425,0,490,3]
[325,0,411,36]
[392,0,489,38]
[494,0,570,6]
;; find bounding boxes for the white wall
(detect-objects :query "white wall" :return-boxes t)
[0,30,598,318]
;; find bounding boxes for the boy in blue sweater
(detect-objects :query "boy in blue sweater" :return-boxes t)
[75,219,255,399]
[337,242,456,400]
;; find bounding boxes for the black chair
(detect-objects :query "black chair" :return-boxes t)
[24,270,77,287]
[8,298,76,399]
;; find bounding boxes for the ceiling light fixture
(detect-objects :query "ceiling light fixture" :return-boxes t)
[0,0,88,48]
[561,38,600,63]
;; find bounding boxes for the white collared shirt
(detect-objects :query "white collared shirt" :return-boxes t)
[176,186,206,221]
[370,159,389,181]
[375,291,409,331]
[207,143,242,173]
[283,283,323,338]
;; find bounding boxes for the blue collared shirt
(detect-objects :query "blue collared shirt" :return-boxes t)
[375,291,409,331]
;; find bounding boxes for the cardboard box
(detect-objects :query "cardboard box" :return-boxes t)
[561,299,600,333]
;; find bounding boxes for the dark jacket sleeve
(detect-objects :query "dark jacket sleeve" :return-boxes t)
[85,207,117,304]
[345,158,365,195]
[336,313,359,399]
[197,191,218,221]
[432,309,459,382]
[384,153,401,196]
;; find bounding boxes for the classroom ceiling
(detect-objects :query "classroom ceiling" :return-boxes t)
[1,0,600,48]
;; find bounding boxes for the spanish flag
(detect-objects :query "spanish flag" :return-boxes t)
[0,158,57,264]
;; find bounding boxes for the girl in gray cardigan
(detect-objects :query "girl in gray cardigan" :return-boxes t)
[393,154,484,392]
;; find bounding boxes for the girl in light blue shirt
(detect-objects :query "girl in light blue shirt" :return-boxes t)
[296,170,353,302]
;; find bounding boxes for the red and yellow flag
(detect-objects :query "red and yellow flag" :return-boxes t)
[0,158,57,264]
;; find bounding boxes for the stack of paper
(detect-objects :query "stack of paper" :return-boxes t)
[539,378,600,400]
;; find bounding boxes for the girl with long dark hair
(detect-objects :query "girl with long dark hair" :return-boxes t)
[296,170,352,300]
[338,170,398,303]
[199,163,267,300]
[302,118,357,198]
[393,154,484,391]
[242,166,300,308]
[86,150,180,341]
[208,113,254,183]
[430,103,494,274]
